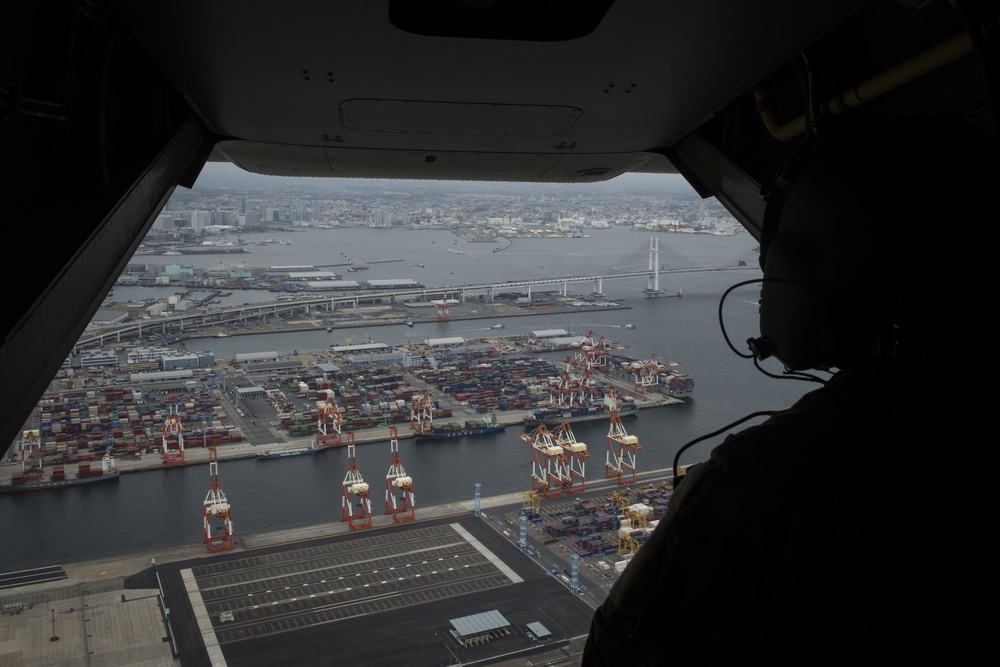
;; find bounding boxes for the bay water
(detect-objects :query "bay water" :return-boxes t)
[0,227,812,572]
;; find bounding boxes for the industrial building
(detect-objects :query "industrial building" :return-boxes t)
[425,337,465,347]
[234,351,281,363]
[449,610,512,647]
[305,280,362,291]
[162,351,215,370]
[367,279,422,289]
[128,369,195,385]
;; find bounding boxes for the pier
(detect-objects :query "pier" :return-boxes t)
[0,467,680,667]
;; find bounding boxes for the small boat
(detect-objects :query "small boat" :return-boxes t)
[489,322,504,329]
[623,323,636,329]
[406,320,414,327]
[215,332,231,338]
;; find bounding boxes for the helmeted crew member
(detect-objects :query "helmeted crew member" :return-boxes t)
[582,115,995,665]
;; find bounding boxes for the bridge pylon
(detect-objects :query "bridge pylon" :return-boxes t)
[642,236,662,295]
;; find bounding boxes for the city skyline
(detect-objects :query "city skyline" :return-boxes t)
[161,163,738,235]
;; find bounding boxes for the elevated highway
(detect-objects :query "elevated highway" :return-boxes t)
[77,243,758,350]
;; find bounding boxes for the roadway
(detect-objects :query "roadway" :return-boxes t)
[76,262,755,349]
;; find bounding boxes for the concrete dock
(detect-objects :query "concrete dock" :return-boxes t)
[0,488,600,667]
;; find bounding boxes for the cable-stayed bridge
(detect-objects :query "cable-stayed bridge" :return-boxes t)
[460,237,759,299]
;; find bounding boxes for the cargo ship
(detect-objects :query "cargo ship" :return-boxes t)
[256,448,319,460]
[413,412,506,441]
[605,353,695,398]
[0,469,120,493]
[1,434,119,493]
[413,423,506,440]
[257,442,322,459]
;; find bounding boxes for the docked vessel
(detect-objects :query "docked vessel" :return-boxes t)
[605,353,695,398]
[0,470,120,493]
[413,412,506,441]
[413,423,506,440]
[1,432,119,493]
[256,445,320,460]
[522,403,638,428]
[658,368,695,397]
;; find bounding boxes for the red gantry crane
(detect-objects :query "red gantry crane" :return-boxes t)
[16,429,43,481]
[518,424,569,497]
[384,426,415,522]
[203,447,234,553]
[341,432,372,529]
[630,353,662,394]
[315,398,344,447]
[161,395,186,466]
[573,331,626,372]
[549,357,598,408]
[409,389,435,434]
[549,357,578,407]
[552,420,590,493]
[605,387,642,485]
[573,332,599,371]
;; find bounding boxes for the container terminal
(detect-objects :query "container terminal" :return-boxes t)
[2,322,687,484]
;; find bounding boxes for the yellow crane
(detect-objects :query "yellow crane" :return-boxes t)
[609,491,630,514]
[522,490,541,517]
[618,534,639,556]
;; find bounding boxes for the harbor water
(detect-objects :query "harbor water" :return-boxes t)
[0,227,813,573]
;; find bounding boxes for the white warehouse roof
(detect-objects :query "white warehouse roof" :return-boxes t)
[306,280,361,289]
[425,337,465,346]
[531,329,569,338]
[287,271,338,279]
